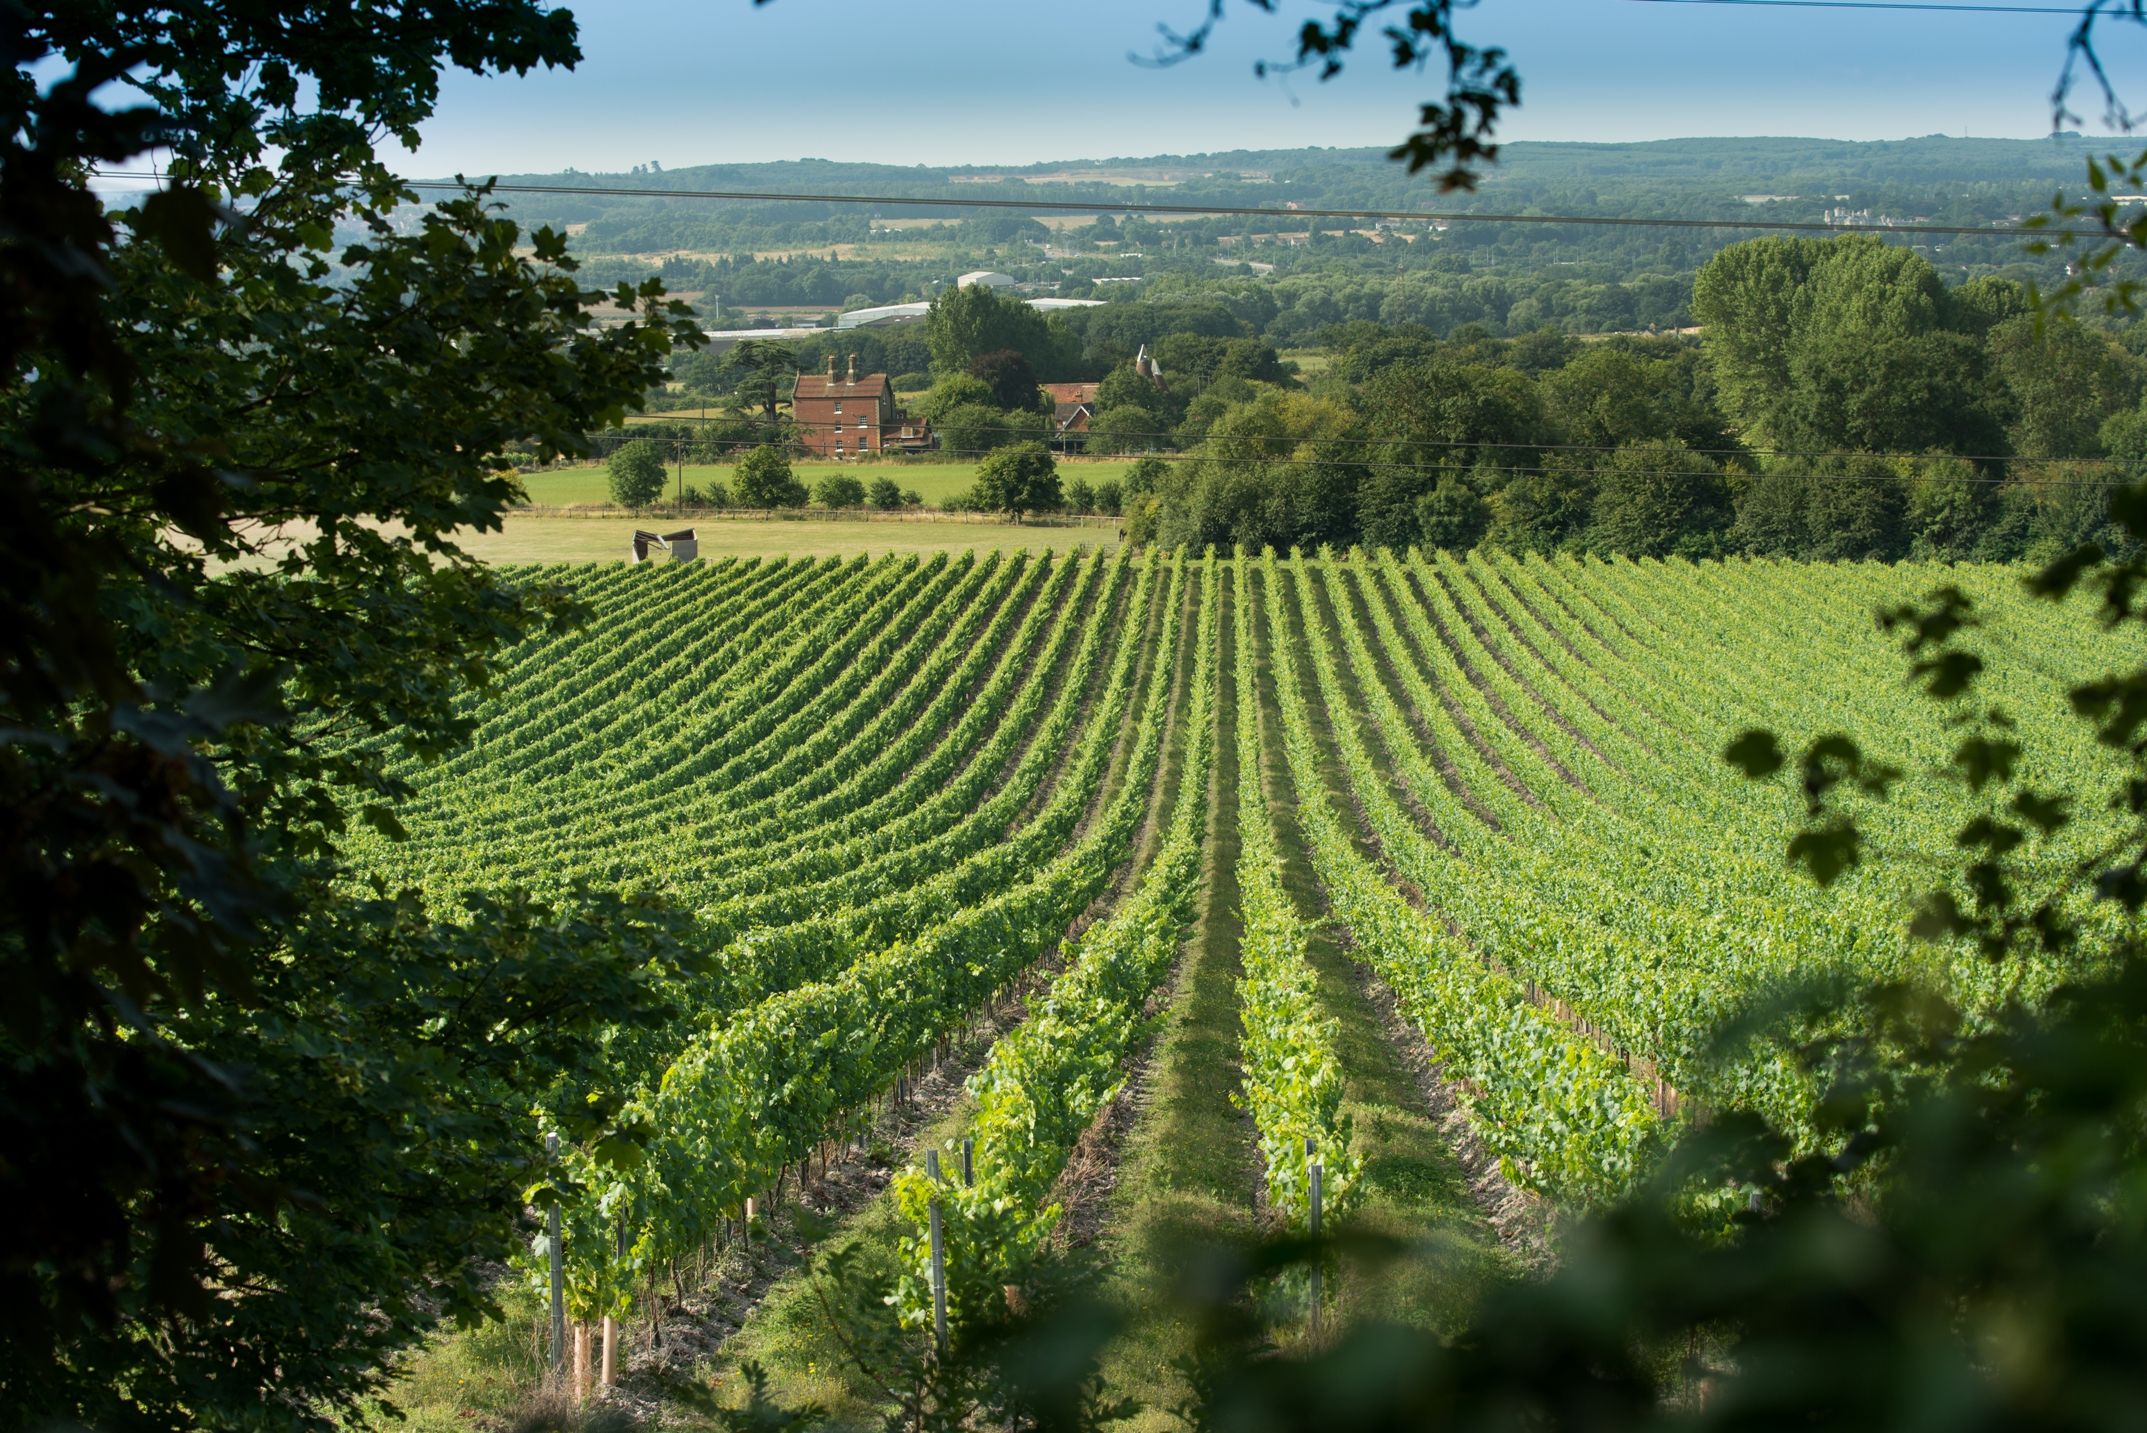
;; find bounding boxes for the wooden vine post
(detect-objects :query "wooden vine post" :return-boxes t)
[926,1149,949,1356]
[600,1215,624,1390]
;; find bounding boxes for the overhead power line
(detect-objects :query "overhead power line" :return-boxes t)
[592,427,2127,486]
[625,415,2129,469]
[88,169,2081,240]
[1627,0,2089,14]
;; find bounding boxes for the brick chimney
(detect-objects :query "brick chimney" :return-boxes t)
[825,354,837,380]
[846,353,858,384]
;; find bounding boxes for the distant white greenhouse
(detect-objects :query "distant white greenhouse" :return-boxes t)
[700,292,1105,346]
[833,302,931,329]
[824,296,1103,332]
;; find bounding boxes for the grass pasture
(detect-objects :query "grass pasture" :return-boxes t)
[517,458,1142,511]
[456,513,1116,563]
[208,506,1120,570]
[1279,347,1334,376]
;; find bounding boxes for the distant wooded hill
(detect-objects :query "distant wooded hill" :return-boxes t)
[415,137,2120,340]
[441,136,2103,246]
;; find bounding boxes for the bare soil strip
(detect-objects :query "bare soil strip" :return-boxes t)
[1048,567,1208,1243]
[612,973,1057,1419]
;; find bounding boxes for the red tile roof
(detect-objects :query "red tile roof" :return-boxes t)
[793,373,892,400]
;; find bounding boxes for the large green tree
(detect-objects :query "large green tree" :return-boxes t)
[718,338,797,429]
[1357,356,1544,464]
[1986,313,2141,459]
[915,372,996,422]
[1800,454,1911,561]
[1354,357,1541,546]
[1542,345,1675,450]
[0,5,702,1423]
[1780,328,1997,456]
[1415,472,1490,550]
[1585,438,1732,558]
[967,347,1048,412]
[971,441,1063,521]
[1689,236,1811,442]
[814,472,867,508]
[734,444,808,507]
[608,437,667,506]
[1905,457,1996,560]
[1695,235,1995,455]
[1094,363,1175,421]
[1542,343,1739,455]
[925,283,1058,377]
[1153,391,1363,552]
[1085,403,1164,455]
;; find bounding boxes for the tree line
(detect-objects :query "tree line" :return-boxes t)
[1113,237,2144,562]
[656,245,2145,562]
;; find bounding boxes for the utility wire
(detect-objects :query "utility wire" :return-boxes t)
[87,169,2082,240]
[586,431,2129,486]
[1627,0,2091,14]
[84,166,2120,480]
[621,414,2132,469]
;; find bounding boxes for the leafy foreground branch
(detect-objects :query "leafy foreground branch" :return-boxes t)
[1,4,703,1425]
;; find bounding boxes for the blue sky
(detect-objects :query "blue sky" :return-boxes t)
[382,0,2147,173]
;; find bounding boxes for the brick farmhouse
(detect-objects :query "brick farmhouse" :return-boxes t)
[790,355,929,458]
[1041,381,1099,447]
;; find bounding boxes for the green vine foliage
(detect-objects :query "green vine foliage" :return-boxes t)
[888,553,1219,1339]
[1229,551,1360,1227]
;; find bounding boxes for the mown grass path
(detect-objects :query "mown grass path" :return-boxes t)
[1078,571,1261,1431]
[1251,563,1516,1336]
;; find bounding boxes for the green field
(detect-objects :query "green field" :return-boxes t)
[361,550,2120,1427]
[517,458,1140,510]
[452,513,1117,563]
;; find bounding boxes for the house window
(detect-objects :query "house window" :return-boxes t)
[832,402,842,414]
